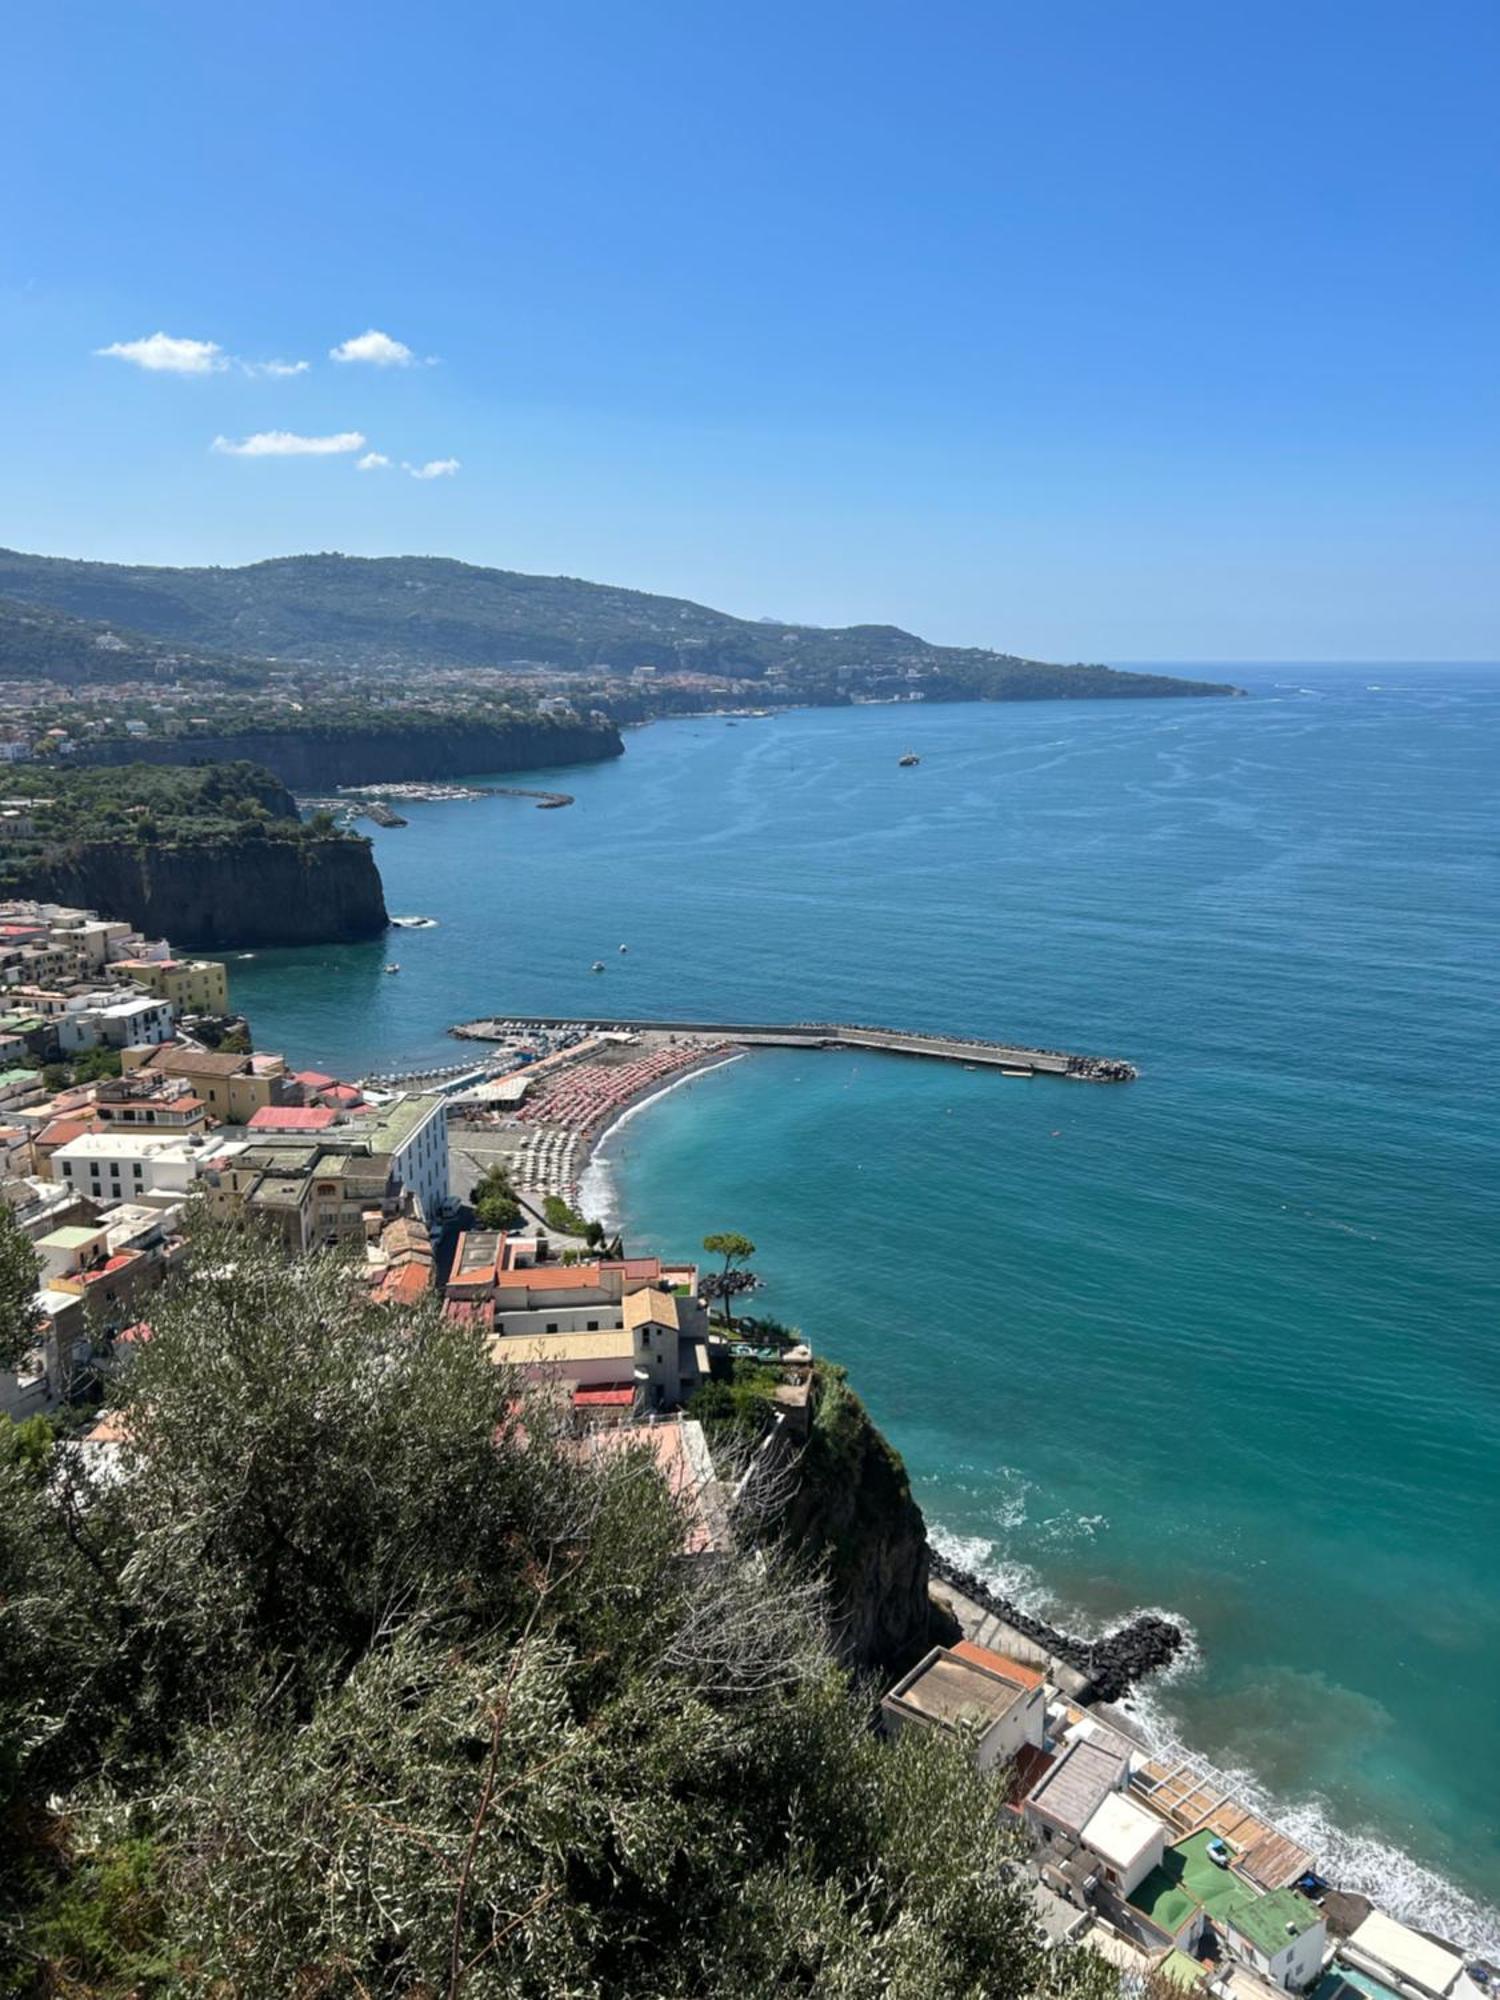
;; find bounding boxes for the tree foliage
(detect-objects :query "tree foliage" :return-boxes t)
[0,1202,40,1375]
[472,1163,524,1232]
[0,1231,1120,2000]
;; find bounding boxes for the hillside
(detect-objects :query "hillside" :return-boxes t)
[0,592,270,688]
[0,546,1237,698]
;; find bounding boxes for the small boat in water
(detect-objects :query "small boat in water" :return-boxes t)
[618,943,629,954]
[383,963,401,975]
[590,960,606,973]
[899,751,921,767]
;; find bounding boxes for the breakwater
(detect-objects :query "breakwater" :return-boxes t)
[928,1549,1184,1703]
[451,1014,1138,1081]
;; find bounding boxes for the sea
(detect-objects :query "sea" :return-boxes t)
[230,665,1500,1944]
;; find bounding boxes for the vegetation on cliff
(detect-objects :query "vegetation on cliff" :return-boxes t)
[0,763,388,947]
[69,711,625,789]
[780,1361,937,1672]
[0,1224,1117,1999]
[0,546,1236,698]
[0,760,299,855]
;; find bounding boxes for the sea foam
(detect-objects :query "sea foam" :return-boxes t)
[930,1521,1500,1955]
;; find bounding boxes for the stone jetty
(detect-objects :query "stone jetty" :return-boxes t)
[450,1014,1139,1082]
[928,1548,1185,1703]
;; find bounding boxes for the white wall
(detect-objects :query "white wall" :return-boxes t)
[493,1304,624,1336]
[975,1683,1047,1773]
[391,1103,449,1218]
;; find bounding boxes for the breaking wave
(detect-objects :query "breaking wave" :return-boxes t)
[930,1522,1500,1956]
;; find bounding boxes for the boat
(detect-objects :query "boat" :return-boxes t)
[618,944,629,954]
[590,960,606,973]
[898,751,921,767]
[383,963,401,975]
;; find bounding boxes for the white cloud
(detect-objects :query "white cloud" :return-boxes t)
[96,331,226,374]
[356,451,392,471]
[330,328,416,367]
[404,457,460,479]
[213,429,367,458]
[242,357,311,377]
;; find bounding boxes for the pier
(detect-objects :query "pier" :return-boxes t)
[450,1014,1138,1081]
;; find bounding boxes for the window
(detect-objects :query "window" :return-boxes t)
[545,1322,558,1335]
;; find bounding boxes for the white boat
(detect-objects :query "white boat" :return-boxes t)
[590,960,606,973]
[618,944,629,954]
[383,963,401,975]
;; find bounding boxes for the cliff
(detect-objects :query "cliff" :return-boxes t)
[72,720,625,790]
[781,1364,934,1674]
[9,834,388,949]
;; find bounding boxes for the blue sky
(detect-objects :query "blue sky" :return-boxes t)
[2,0,1496,660]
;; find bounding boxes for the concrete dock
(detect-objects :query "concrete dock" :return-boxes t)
[450,1014,1138,1082]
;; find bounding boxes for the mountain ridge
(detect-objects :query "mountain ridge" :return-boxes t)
[0,545,1237,698]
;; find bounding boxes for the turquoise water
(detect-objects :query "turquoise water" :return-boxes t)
[231,670,1500,1941]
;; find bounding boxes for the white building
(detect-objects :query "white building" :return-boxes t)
[1025,1736,1131,1850]
[365,1095,450,1220]
[1341,1913,1465,2000]
[881,1644,1048,1773]
[1222,1890,1326,1992]
[1078,1792,1166,1899]
[97,995,176,1048]
[52,1131,219,1203]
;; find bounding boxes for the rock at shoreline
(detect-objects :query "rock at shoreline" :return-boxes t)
[928,1550,1185,1702]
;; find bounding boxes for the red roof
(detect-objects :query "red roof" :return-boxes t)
[494,1262,604,1291]
[293,1069,336,1089]
[38,1115,97,1149]
[84,1252,139,1282]
[951,1638,1046,1691]
[376,1262,432,1304]
[572,1385,635,1407]
[248,1105,339,1131]
[444,1299,495,1328]
[321,1083,365,1107]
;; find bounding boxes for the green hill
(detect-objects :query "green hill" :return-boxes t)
[0,593,271,688]
[0,546,1236,699]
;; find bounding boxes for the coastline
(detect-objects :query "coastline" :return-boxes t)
[927,1528,1500,1954]
[589,1061,1500,1956]
[575,1049,747,1221]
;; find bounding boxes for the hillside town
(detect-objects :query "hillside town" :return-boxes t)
[2,896,1492,1997]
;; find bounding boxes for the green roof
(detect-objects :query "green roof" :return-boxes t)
[1227,1887,1321,1956]
[0,1067,39,1089]
[364,1094,441,1152]
[1130,1867,1201,1938]
[1132,1835,1321,1958]
[1176,1832,1256,1920]
[1160,1950,1207,1991]
[37,1225,102,1249]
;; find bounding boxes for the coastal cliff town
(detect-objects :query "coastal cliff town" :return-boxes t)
[2,895,1492,1994]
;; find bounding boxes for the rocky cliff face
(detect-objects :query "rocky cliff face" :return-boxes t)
[12,835,388,949]
[74,721,624,790]
[780,1366,934,1674]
